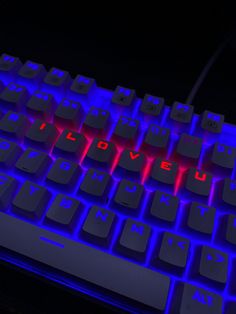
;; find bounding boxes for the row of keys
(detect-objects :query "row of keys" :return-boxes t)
[0,174,232,289]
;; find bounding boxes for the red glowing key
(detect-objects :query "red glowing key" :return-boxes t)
[194,171,206,182]
[185,168,212,196]
[97,140,109,151]
[129,151,140,160]
[116,149,145,179]
[66,131,76,141]
[160,161,173,171]
[39,122,46,130]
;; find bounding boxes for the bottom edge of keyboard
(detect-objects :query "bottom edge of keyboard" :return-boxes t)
[0,212,170,313]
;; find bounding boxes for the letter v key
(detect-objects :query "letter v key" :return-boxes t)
[129,151,140,160]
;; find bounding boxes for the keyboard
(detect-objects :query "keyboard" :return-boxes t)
[0,52,235,314]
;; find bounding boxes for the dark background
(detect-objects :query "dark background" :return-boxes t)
[0,3,236,313]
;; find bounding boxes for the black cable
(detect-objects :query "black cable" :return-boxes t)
[185,32,234,105]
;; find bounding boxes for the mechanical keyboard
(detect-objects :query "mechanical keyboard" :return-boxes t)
[0,52,235,314]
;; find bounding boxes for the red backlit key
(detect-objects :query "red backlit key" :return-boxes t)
[53,129,87,161]
[115,149,145,180]
[25,119,59,151]
[148,158,178,190]
[184,168,212,197]
[84,138,116,170]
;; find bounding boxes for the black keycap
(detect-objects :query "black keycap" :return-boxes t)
[0,53,22,81]
[198,245,228,284]
[0,111,29,140]
[70,74,96,96]
[12,181,51,220]
[113,116,139,146]
[149,158,178,187]
[79,168,112,203]
[142,125,170,156]
[175,133,202,164]
[0,138,22,168]
[149,190,179,223]
[0,174,18,210]
[54,98,83,129]
[25,119,59,150]
[15,148,51,178]
[53,129,87,161]
[113,179,144,212]
[115,149,145,179]
[26,90,55,119]
[209,143,236,174]
[157,232,190,270]
[83,106,110,136]
[226,214,236,245]
[81,206,116,246]
[140,94,164,116]
[184,168,212,197]
[187,202,216,235]
[201,110,224,133]
[0,82,28,110]
[0,213,170,313]
[215,178,236,209]
[17,60,46,83]
[45,194,81,231]
[111,85,136,107]
[47,158,81,190]
[43,67,70,90]
[116,218,151,261]
[170,101,194,124]
[84,138,116,170]
[173,283,223,314]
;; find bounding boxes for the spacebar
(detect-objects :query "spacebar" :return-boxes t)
[0,212,170,312]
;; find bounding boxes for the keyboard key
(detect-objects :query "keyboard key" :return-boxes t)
[113,179,144,212]
[45,194,81,231]
[184,168,212,197]
[214,178,236,209]
[54,98,83,129]
[157,232,190,271]
[198,245,228,284]
[69,74,96,96]
[149,158,178,189]
[0,138,22,168]
[173,283,223,314]
[116,218,151,261]
[142,125,170,156]
[84,138,116,170]
[26,90,55,119]
[15,148,51,178]
[0,174,18,210]
[53,129,87,161]
[0,213,170,312]
[0,111,29,140]
[12,181,51,220]
[0,53,22,82]
[175,133,202,165]
[112,116,139,146]
[186,202,216,235]
[81,206,116,247]
[225,214,236,245]
[111,86,136,107]
[83,106,110,136]
[78,168,112,203]
[47,158,81,190]
[149,190,179,223]
[43,67,71,91]
[0,82,29,110]
[205,143,236,175]
[139,94,164,117]
[25,119,59,150]
[17,60,46,84]
[200,110,224,134]
[170,101,194,124]
[115,149,145,179]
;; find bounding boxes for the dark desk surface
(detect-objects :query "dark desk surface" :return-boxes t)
[0,3,235,314]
